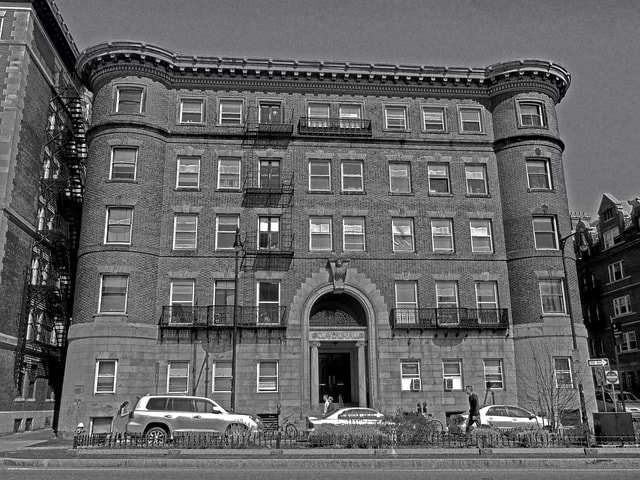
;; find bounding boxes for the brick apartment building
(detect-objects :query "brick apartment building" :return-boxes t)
[58,40,596,435]
[0,0,86,435]
[576,194,640,395]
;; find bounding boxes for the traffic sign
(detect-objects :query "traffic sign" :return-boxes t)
[605,370,619,384]
[588,358,609,368]
[594,367,606,387]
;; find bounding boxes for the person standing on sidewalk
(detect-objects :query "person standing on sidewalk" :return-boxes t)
[465,385,480,434]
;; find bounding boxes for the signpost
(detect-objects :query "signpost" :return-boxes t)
[588,358,609,368]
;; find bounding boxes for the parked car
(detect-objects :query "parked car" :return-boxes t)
[125,394,262,443]
[453,405,550,430]
[595,390,640,420]
[306,407,387,430]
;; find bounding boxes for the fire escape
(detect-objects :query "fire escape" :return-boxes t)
[13,83,87,428]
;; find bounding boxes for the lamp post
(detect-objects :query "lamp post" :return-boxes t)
[230,228,243,412]
[559,230,589,428]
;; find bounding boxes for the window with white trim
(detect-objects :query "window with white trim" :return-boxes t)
[400,361,420,391]
[465,165,487,195]
[105,207,133,244]
[309,217,332,251]
[384,105,407,129]
[259,102,282,124]
[259,216,280,250]
[526,159,552,190]
[475,282,498,310]
[395,281,418,324]
[518,101,545,127]
[99,275,128,313]
[309,160,331,191]
[215,215,239,250]
[219,99,243,125]
[532,216,558,250]
[341,160,363,192]
[167,361,189,393]
[257,361,278,392]
[428,164,450,194]
[618,331,638,352]
[308,103,330,127]
[443,360,463,390]
[470,219,493,253]
[259,159,281,188]
[539,279,566,314]
[484,359,504,390]
[94,360,117,394]
[603,227,621,249]
[179,98,204,123]
[170,280,195,306]
[257,281,280,324]
[217,157,241,189]
[608,261,624,283]
[339,104,362,128]
[343,217,365,251]
[212,361,232,392]
[431,219,454,252]
[554,357,573,388]
[435,281,459,325]
[613,295,632,317]
[115,86,144,114]
[389,163,411,193]
[110,147,137,180]
[458,107,483,132]
[392,218,414,252]
[173,214,198,250]
[176,156,200,188]
[422,106,446,131]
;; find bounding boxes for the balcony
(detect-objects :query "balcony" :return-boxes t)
[298,117,372,137]
[390,307,509,332]
[245,121,294,137]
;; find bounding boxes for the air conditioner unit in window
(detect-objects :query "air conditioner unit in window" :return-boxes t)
[410,378,422,391]
[444,378,454,391]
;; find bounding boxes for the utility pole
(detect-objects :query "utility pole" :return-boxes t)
[230,228,243,412]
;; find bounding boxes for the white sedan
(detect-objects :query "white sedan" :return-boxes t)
[457,405,550,430]
[306,407,386,430]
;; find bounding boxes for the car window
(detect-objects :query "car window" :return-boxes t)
[487,406,507,416]
[194,399,215,413]
[338,409,379,420]
[507,407,531,418]
[621,392,639,402]
[170,398,195,412]
[146,397,168,411]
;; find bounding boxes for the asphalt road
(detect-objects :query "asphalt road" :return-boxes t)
[2,467,639,480]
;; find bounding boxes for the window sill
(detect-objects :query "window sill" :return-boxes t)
[459,131,486,135]
[175,188,201,192]
[517,124,549,131]
[111,112,146,117]
[612,312,635,320]
[466,193,490,198]
[606,276,630,286]
[177,122,206,126]
[216,123,245,128]
[527,188,555,193]
[421,129,449,134]
[308,190,333,194]
[340,191,366,195]
[428,192,453,197]
[216,188,242,193]
[383,128,410,133]
[618,349,639,354]
[432,250,456,254]
[389,192,414,196]
[105,179,138,184]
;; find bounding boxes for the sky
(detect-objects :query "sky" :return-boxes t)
[53,0,640,217]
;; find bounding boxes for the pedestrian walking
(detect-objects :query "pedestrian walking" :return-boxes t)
[465,385,480,434]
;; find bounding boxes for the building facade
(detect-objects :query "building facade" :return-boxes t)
[0,0,86,435]
[577,194,640,395]
[58,41,595,435]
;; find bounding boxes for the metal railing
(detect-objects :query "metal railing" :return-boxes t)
[390,308,509,330]
[159,305,288,328]
[298,117,372,136]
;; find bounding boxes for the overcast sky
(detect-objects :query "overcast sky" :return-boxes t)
[54,0,640,217]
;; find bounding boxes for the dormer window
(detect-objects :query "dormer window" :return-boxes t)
[602,227,621,249]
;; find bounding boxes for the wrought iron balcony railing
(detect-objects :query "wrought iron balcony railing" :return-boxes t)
[298,117,372,136]
[390,308,509,330]
[159,305,288,329]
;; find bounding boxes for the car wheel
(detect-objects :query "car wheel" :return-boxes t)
[225,423,248,441]
[145,426,168,445]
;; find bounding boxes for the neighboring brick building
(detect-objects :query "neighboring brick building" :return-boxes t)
[58,40,596,435]
[0,0,86,435]
[576,194,640,396]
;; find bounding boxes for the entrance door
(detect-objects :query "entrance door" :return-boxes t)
[318,352,351,404]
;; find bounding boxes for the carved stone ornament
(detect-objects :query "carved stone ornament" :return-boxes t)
[328,258,349,293]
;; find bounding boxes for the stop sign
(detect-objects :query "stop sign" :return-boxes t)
[605,370,619,384]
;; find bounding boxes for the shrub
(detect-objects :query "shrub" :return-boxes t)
[307,423,391,448]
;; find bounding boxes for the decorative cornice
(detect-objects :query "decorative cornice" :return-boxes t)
[77,42,571,102]
[493,133,565,152]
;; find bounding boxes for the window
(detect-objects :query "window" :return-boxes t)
[470,219,493,253]
[173,214,198,250]
[167,361,189,393]
[484,359,504,390]
[99,275,128,313]
[212,361,232,392]
[259,159,281,188]
[518,101,545,127]
[392,218,414,252]
[608,261,624,283]
[115,86,144,114]
[532,217,558,250]
[395,281,418,324]
[539,279,566,314]
[217,157,241,189]
[105,207,133,244]
[341,160,363,192]
[339,104,362,128]
[170,280,194,306]
[259,102,282,124]
[428,164,450,194]
[554,358,573,388]
[459,107,483,133]
[602,209,614,221]
[257,361,278,392]
[179,98,204,123]
[443,360,463,390]
[603,227,621,249]
[526,159,552,190]
[308,103,330,127]
[431,219,454,252]
[215,215,239,250]
[618,332,638,352]
[422,106,446,131]
[401,361,420,391]
[176,157,200,188]
[465,165,487,195]
[219,99,243,125]
[389,163,411,193]
[94,360,117,394]
[213,280,234,323]
[343,217,366,251]
[613,295,632,317]
[259,216,280,250]
[476,282,499,310]
[110,147,137,180]
[258,281,280,324]
[384,105,407,129]
[26,377,37,400]
[309,217,332,251]
[309,160,331,191]
[436,281,459,325]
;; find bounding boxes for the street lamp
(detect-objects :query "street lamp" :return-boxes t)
[559,230,589,429]
[230,228,243,412]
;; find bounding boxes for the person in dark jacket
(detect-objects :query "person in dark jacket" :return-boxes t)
[465,385,480,434]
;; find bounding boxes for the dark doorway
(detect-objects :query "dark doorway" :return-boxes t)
[319,352,351,404]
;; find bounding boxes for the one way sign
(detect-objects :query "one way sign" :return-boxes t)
[588,358,609,368]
